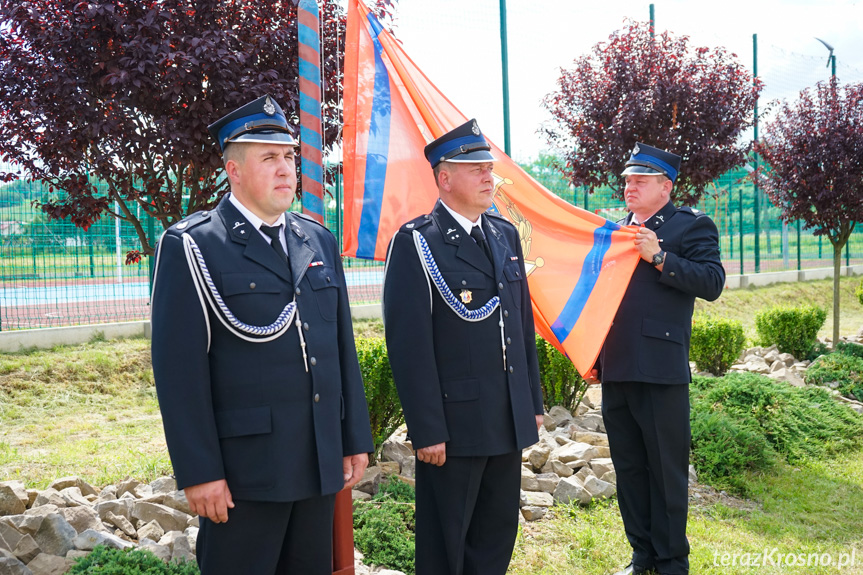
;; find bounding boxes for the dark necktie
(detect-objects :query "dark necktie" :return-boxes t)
[470,225,492,263]
[260,224,289,264]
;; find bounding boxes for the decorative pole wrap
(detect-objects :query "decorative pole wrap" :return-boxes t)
[298,0,325,223]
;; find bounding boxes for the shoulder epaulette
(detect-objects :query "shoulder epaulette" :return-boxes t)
[172,209,212,232]
[677,206,704,218]
[292,211,329,229]
[400,213,433,232]
[485,211,516,228]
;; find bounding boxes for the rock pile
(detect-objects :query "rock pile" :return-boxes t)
[0,476,197,574]
[369,386,645,524]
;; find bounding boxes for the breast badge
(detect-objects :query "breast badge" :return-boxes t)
[460,289,473,304]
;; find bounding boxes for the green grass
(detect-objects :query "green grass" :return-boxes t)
[697,275,863,342]
[510,453,863,574]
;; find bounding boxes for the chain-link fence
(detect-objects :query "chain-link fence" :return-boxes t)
[2,3,861,330]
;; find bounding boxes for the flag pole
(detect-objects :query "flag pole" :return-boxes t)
[298,0,325,223]
[499,0,512,156]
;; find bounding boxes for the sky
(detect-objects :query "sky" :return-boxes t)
[383,0,863,162]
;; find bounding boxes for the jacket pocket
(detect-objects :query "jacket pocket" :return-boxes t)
[440,378,481,448]
[221,273,282,296]
[214,406,275,489]
[638,318,689,378]
[306,266,339,321]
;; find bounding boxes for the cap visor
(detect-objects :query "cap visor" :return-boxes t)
[621,165,665,177]
[443,149,496,163]
[229,132,298,146]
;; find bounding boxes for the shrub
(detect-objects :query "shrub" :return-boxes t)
[692,372,863,463]
[353,477,416,574]
[356,337,404,462]
[805,352,863,401]
[535,335,587,412]
[836,341,863,360]
[689,316,746,375]
[754,305,826,360]
[69,545,199,574]
[690,407,776,495]
[856,278,863,307]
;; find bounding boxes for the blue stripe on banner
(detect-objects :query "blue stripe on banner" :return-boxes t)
[299,125,322,149]
[356,13,392,259]
[299,59,321,86]
[302,191,323,216]
[298,23,320,51]
[299,92,322,119]
[301,157,323,184]
[550,220,621,344]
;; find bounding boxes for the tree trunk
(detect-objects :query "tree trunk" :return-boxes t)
[833,240,843,351]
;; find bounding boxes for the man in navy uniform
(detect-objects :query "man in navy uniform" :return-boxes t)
[150,95,373,575]
[383,119,544,575]
[587,143,725,575]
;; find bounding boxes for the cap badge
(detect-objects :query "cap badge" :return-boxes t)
[263,96,276,116]
[632,143,640,155]
[471,121,480,136]
[460,289,473,304]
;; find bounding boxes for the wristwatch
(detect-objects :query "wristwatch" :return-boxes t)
[651,249,666,267]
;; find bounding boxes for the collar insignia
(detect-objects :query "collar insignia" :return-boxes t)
[233,221,245,229]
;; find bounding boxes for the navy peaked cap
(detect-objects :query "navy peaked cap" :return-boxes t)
[208,95,298,152]
[423,119,495,169]
[621,142,681,182]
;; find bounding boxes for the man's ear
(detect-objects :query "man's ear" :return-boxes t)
[225,159,241,185]
[437,167,451,192]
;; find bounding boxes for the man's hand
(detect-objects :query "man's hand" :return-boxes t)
[416,442,446,466]
[343,453,369,490]
[185,479,234,523]
[535,415,544,431]
[634,226,663,268]
[584,368,601,386]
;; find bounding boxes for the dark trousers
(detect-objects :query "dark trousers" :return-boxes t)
[602,382,691,575]
[196,494,336,575]
[415,451,521,575]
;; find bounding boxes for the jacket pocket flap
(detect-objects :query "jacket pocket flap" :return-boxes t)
[221,273,281,296]
[215,406,272,438]
[503,263,523,282]
[642,317,685,345]
[441,271,486,290]
[441,378,480,402]
[306,266,337,290]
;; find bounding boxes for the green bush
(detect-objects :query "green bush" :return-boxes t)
[836,341,863,360]
[754,305,827,360]
[353,477,416,574]
[805,352,863,401]
[356,337,404,462]
[690,407,776,495]
[689,316,746,375]
[535,335,587,411]
[69,545,199,574]
[856,278,863,307]
[692,372,863,464]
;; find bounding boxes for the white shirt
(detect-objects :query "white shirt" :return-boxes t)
[440,200,482,236]
[228,193,288,253]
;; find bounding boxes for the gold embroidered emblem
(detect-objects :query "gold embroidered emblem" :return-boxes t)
[460,289,473,304]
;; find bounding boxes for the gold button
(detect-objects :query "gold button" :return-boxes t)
[249,282,256,290]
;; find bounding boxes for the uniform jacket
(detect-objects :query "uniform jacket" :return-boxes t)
[597,200,725,385]
[151,195,373,502]
[383,201,543,457]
